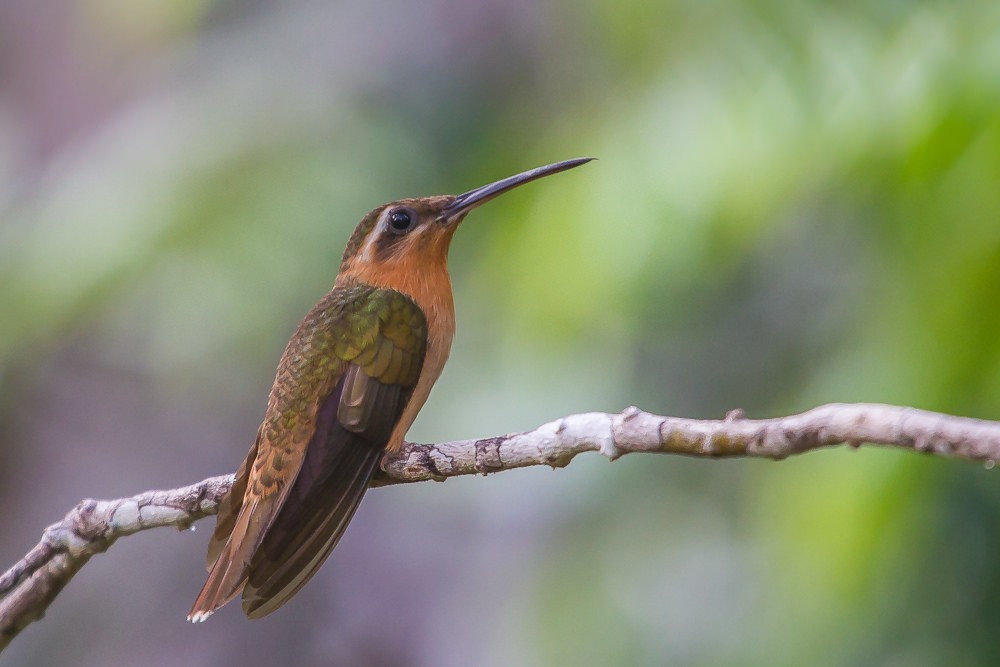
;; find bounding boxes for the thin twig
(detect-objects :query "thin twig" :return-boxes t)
[3,403,999,651]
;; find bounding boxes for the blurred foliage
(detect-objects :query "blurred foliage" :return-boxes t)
[2,0,1000,665]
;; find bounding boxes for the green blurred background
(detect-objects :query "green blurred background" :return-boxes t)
[2,0,1000,665]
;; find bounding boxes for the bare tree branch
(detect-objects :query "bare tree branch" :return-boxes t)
[4,402,1000,651]
[0,475,232,651]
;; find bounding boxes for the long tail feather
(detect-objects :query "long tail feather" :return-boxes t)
[188,498,261,622]
[241,443,381,618]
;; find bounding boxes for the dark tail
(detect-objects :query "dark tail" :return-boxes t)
[240,442,382,619]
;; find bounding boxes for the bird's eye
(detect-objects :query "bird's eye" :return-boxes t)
[387,208,415,234]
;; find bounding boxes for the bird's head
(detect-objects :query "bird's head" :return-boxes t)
[337,158,593,281]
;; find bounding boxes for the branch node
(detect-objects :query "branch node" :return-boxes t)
[474,437,504,475]
[621,405,642,422]
[725,408,747,422]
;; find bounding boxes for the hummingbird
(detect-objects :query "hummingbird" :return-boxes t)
[188,157,593,621]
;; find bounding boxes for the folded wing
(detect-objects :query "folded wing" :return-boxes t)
[188,286,427,621]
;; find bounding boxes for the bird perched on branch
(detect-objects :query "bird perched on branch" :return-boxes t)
[188,158,593,621]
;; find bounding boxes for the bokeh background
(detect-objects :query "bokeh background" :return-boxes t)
[3,0,1000,665]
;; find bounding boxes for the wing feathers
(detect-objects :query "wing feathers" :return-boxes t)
[241,374,405,617]
[242,443,382,618]
[189,286,427,621]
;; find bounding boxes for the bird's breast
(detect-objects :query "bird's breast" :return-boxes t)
[385,270,455,451]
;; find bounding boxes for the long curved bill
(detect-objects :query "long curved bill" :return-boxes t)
[438,157,594,222]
